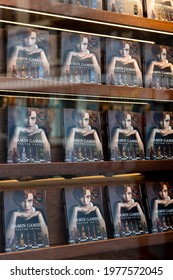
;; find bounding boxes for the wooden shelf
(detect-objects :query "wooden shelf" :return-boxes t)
[0,0,172,43]
[0,181,172,260]
[0,77,172,102]
[0,160,173,179]
[0,231,172,260]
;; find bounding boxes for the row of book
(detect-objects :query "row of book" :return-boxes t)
[54,0,173,22]
[1,180,173,252]
[1,25,173,90]
[5,106,173,164]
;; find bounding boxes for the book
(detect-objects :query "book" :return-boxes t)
[7,106,56,163]
[0,108,6,163]
[146,0,173,21]
[107,183,149,238]
[145,110,173,160]
[52,0,102,8]
[3,189,49,252]
[144,182,173,233]
[105,38,143,87]
[0,27,5,76]
[63,186,107,244]
[107,110,145,161]
[63,108,104,162]
[106,0,143,16]
[63,0,103,8]
[6,25,50,79]
[60,31,101,84]
[142,43,173,89]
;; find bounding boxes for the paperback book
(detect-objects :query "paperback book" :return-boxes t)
[3,189,49,252]
[106,0,143,16]
[0,28,5,76]
[144,182,173,233]
[107,110,145,161]
[6,25,50,79]
[146,0,173,21]
[107,184,149,238]
[60,31,101,84]
[105,38,143,87]
[142,43,173,89]
[64,0,103,8]
[63,108,104,162]
[145,111,173,160]
[7,106,54,163]
[63,186,107,244]
[0,108,6,163]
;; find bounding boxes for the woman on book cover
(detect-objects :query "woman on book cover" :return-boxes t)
[5,190,49,250]
[145,44,173,88]
[111,111,144,159]
[7,27,50,78]
[68,186,106,241]
[151,182,173,230]
[113,184,147,234]
[146,111,173,158]
[65,109,103,161]
[8,107,51,163]
[61,33,101,83]
[107,39,142,86]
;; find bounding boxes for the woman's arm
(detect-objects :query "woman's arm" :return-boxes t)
[146,128,158,151]
[69,206,80,233]
[152,199,159,225]
[39,50,50,75]
[107,57,118,82]
[40,130,51,155]
[135,202,147,225]
[66,127,78,151]
[61,51,75,75]
[134,130,144,154]
[114,202,123,227]
[92,129,103,155]
[95,206,106,232]
[145,61,156,86]
[36,211,49,239]
[132,59,142,84]
[111,128,121,151]
[90,54,101,81]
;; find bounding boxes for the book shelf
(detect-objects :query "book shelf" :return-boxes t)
[0,0,173,260]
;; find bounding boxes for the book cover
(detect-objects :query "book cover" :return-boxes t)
[3,189,49,252]
[0,108,6,163]
[64,186,107,244]
[0,27,5,76]
[7,106,55,163]
[107,110,145,160]
[106,0,143,16]
[6,25,50,79]
[145,110,173,160]
[105,38,143,87]
[60,31,101,84]
[107,183,149,238]
[146,0,173,21]
[63,108,104,162]
[142,43,173,89]
[63,0,103,8]
[144,182,173,233]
